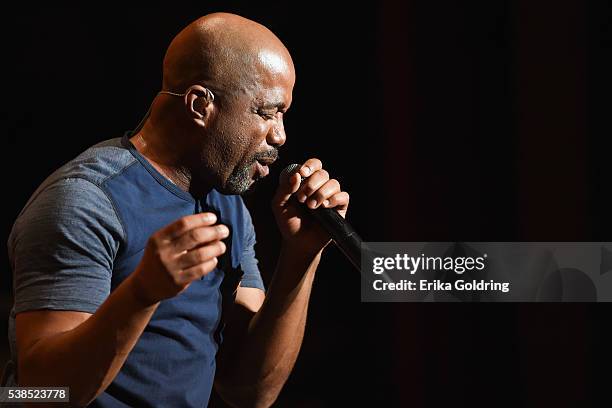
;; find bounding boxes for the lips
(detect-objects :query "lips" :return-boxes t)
[252,148,277,179]
[256,157,276,166]
[255,160,270,178]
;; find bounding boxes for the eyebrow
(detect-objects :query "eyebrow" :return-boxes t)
[260,101,287,111]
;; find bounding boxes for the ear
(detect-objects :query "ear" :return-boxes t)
[184,85,214,127]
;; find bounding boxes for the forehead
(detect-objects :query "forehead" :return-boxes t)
[257,49,292,77]
[252,49,295,102]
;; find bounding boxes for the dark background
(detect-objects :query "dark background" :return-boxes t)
[2,1,611,407]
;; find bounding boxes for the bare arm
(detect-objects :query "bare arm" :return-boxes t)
[16,212,228,407]
[215,159,349,408]
[17,275,158,407]
[215,247,319,408]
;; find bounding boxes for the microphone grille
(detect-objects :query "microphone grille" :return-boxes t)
[279,163,301,183]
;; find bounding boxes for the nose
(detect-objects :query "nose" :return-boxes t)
[266,117,286,147]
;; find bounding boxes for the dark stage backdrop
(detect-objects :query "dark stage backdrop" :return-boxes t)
[2,1,611,407]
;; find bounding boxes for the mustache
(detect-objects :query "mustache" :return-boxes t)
[252,147,279,164]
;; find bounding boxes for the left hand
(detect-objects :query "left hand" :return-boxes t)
[271,158,349,257]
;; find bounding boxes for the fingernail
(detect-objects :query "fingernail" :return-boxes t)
[302,166,311,176]
[203,213,216,222]
[298,194,307,203]
[217,225,229,236]
[308,199,317,208]
[323,200,330,207]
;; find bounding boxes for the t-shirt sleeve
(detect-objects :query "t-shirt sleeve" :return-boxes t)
[237,200,265,292]
[9,177,123,314]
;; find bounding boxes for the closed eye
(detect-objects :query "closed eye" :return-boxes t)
[258,110,279,120]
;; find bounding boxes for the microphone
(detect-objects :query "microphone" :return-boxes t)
[280,163,363,272]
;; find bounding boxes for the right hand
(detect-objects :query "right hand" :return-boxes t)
[129,212,229,305]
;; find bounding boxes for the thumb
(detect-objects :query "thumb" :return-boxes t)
[273,171,302,207]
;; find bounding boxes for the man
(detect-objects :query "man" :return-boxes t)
[3,13,349,407]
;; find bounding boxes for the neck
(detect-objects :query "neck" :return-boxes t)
[130,107,212,199]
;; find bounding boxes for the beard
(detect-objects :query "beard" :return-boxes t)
[224,147,278,194]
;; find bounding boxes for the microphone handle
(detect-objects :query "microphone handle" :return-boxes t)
[305,206,363,273]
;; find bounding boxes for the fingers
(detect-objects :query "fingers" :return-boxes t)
[298,158,322,179]
[296,160,349,211]
[296,169,329,204]
[161,212,218,241]
[173,224,229,252]
[273,171,302,207]
[324,191,350,212]
[180,258,219,282]
[303,178,339,209]
[275,159,323,201]
[272,158,349,214]
[176,240,226,269]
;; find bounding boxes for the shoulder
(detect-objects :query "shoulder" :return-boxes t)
[18,138,134,214]
[14,137,134,223]
[9,177,125,251]
[47,137,136,188]
[10,138,133,249]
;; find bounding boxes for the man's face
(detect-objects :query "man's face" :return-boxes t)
[202,50,295,195]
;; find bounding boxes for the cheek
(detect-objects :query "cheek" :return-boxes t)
[208,109,269,169]
[211,117,248,160]
[231,121,269,163]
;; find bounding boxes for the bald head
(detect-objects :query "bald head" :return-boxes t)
[137,13,294,196]
[162,13,294,97]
